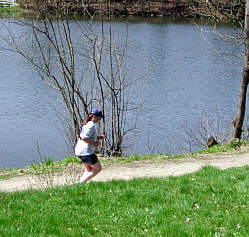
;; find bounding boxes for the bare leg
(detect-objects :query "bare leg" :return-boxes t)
[78,162,102,183]
[84,162,92,172]
[85,162,102,182]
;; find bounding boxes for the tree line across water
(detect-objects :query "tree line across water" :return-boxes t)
[17,0,244,21]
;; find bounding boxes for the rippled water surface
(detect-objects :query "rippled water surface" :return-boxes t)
[0,18,243,168]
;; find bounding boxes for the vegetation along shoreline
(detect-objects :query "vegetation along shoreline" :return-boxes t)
[0,0,244,22]
[1,140,248,181]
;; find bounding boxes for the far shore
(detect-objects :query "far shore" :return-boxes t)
[0,0,239,23]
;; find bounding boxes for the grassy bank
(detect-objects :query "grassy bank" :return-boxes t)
[123,140,249,163]
[0,5,26,18]
[0,166,248,236]
[0,140,248,180]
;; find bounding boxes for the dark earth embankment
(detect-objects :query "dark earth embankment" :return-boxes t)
[19,0,244,21]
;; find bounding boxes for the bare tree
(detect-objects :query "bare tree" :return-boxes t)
[232,0,249,139]
[0,0,140,156]
[191,0,245,26]
[192,0,249,140]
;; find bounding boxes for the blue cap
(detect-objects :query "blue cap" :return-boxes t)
[91,108,104,119]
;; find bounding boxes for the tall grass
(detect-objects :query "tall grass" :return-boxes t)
[0,166,248,236]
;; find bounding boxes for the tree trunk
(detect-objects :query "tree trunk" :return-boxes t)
[232,0,249,139]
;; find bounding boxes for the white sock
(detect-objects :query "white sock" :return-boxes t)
[79,170,94,183]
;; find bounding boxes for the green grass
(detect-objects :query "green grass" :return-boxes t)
[114,140,249,163]
[0,156,81,180]
[0,5,26,18]
[0,166,248,236]
[0,172,19,180]
[195,140,248,154]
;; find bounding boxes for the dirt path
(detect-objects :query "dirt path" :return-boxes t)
[1,151,249,192]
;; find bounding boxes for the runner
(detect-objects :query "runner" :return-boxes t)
[75,108,104,183]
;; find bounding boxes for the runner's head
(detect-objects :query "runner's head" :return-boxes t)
[90,108,104,123]
[83,108,104,125]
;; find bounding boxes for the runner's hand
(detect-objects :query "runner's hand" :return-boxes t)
[98,135,105,140]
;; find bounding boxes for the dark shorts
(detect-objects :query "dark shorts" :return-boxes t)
[78,153,99,165]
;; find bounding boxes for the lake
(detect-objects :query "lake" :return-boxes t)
[0,17,243,169]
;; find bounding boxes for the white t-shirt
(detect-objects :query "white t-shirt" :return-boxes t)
[75,121,97,156]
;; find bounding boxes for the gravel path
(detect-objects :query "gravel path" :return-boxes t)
[1,151,249,192]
